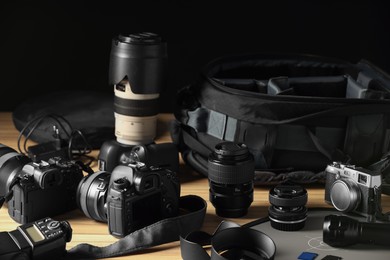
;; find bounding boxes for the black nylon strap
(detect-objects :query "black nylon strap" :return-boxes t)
[184,103,390,127]
[368,152,390,195]
[182,130,212,158]
[306,128,351,163]
[66,195,206,259]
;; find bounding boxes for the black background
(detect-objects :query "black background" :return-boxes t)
[0,0,389,112]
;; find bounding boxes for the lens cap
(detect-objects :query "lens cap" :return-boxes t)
[214,142,248,157]
[118,32,162,44]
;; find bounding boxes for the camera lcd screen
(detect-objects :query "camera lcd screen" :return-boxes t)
[26,225,45,243]
[133,192,162,226]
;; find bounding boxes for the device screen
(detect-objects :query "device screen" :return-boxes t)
[26,225,45,242]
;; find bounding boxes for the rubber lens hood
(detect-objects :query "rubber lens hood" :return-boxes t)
[180,221,276,260]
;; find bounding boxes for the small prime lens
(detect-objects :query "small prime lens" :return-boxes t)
[208,142,254,218]
[0,144,31,197]
[268,184,308,231]
[110,32,167,145]
[77,171,110,222]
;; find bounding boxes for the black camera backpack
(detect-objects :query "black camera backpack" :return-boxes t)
[172,54,390,184]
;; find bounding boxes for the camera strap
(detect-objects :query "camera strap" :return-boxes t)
[66,195,207,259]
[367,151,390,195]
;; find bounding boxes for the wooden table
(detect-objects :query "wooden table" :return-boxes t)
[1,112,389,259]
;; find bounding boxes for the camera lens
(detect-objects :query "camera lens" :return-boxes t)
[77,171,110,222]
[208,142,254,218]
[330,179,361,213]
[110,32,167,145]
[0,144,31,197]
[268,184,308,231]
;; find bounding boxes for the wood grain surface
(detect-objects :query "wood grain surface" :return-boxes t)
[1,112,389,259]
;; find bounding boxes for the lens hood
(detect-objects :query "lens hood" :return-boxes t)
[180,221,276,260]
[109,32,167,94]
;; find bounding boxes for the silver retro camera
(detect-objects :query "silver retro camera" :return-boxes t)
[324,162,382,219]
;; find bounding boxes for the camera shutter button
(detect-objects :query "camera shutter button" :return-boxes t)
[48,221,60,230]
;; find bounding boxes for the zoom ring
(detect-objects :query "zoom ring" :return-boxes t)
[208,162,254,184]
[268,193,308,207]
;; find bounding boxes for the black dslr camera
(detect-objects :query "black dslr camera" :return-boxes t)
[9,158,83,224]
[324,162,382,219]
[77,161,180,237]
[0,144,83,224]
[107,163,180,237]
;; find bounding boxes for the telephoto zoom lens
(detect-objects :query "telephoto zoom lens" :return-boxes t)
[110,32,167,145]
[208,142,254,218]
[268,183,308,231]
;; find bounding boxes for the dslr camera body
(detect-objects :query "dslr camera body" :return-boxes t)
[324,162,382,218]
[107,163,180,237]
[8,157,83,224]
[98,141,179,173]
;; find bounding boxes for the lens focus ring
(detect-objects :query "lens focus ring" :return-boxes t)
[269,186,308,207]
[208,162,254,184]
[114,96,159,117]
[208,142,254,185]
